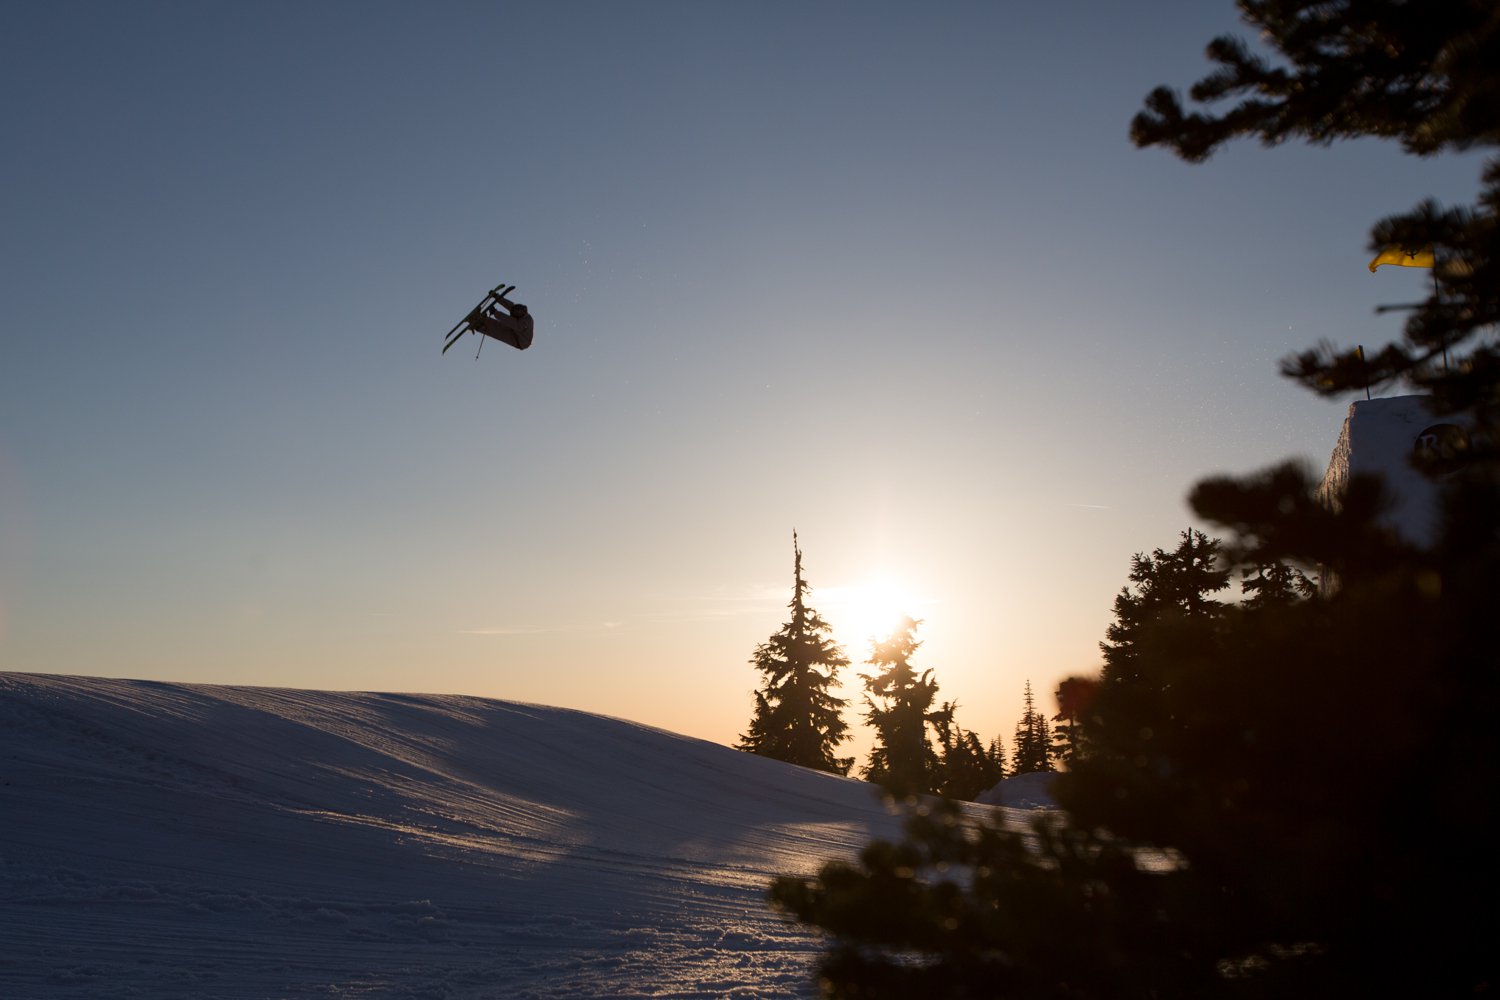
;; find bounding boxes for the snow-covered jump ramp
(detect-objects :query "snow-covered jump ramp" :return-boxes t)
[0,673,905,999]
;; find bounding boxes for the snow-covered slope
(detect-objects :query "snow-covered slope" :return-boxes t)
[0,673,908,999]
[976,771,1057,810]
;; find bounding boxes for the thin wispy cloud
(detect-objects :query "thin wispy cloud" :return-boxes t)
[462,585,787,636]
[459,621,622,636]
[688,584,789,605]
[641,584,791,623]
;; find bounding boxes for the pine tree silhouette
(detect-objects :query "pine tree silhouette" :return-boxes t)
[1010,680,1054,776]
[933,702,1007,802]
[1100,528,1228,685]
[739,532,852,775]
[861,616,943,795]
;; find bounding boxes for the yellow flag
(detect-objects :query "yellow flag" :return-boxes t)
[1369,245,1435,272]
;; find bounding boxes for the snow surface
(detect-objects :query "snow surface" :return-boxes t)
[975,771,1057,810]
[0,673,1039,998]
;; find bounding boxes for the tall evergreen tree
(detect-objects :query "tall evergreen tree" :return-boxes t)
[1087,529,1229,780]
[770,6,1499,996]
[1010,680,1053,776]
[861,616,942,795]
[739,532,852,775]
[986,735,1007,777]
[1100,528,1228,682]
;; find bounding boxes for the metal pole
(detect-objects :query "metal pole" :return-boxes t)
[1434,266,1448,373]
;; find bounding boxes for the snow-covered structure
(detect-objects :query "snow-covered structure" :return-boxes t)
[1317,394,1468,549]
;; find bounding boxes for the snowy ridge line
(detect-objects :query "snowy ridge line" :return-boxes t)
[0,671,936,998]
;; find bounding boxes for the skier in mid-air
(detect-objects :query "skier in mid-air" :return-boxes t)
[443,283,533,355]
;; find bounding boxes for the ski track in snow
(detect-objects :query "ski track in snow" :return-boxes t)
[0,672,971,998]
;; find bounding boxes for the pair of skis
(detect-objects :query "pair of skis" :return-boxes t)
[442,284,517,356]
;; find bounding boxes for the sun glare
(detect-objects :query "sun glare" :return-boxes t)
[833,576,922,654]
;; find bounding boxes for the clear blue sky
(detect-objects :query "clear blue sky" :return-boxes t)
[0,2,1484,757]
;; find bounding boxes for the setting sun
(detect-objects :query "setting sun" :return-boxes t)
[829,576,925,654]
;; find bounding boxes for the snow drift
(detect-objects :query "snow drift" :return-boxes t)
[0,673,918,999]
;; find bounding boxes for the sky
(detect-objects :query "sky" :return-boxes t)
[0,1,1488,762]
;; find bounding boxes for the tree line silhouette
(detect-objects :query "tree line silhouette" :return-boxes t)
[737,523,1320,801]
[739,531,1060,799]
